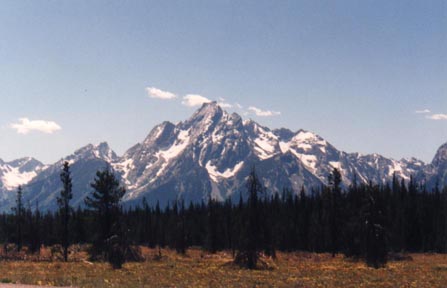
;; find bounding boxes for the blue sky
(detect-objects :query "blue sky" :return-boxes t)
[0,0,445,163]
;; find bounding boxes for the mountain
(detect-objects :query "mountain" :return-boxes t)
[113,103,325,206]
[0,143,116,211]
[0,102,445,211]
[0,157,45,200]
[112,103,428,207]
[420,143,447,189]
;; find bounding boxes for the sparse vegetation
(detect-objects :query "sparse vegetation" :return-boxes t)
[0,247,445,287]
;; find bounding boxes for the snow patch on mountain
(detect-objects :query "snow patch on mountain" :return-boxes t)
[388,160,407,178]
[279,142,290,154]
[0,157,45,191]
[156,130,190,162]
[112,158,135,187]
[206,161,244,182]
[292,130,327,152]
[1,167,38,190]
[296,153,318,173]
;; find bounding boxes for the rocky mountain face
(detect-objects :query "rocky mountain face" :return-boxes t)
[420,143,447,189]
[0,157,45,200]
[0,102,445,211]
[113,103,325,206]
[0,143,116,211]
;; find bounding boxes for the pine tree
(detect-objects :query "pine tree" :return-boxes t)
[298,186,310,251]
[343,181,365,258]
[365,185,387,268]
[235,167,263,269]
[206,197,219,253]
[154,200,163,258]
[390,173,405,252]
[262,194,276,258]
[28,201,41,254]
[223,198,234,255]
[173,199,187,254]
[406,176,422,251]
[85,169,126,264]
[57,161,73,261]
[328,168,342,257]
[141,198,153,247]
[72,206,86,244]
[13,185,24,252]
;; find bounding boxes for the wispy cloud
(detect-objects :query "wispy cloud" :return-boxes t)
[415,109,431,114]
[182,94,212,107]
[146,87,177,100]
[235,103,243,109]
[426,114,447,120]
[248,106,281,117]
[10,118,62,134]
[414,108,447,120]
[218,102,233,108]
[144,86,279,118]
[217,97,232,108]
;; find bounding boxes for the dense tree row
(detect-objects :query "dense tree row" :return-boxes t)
[0,163,447,269]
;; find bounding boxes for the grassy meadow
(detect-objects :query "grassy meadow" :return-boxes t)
[0,247,446,287]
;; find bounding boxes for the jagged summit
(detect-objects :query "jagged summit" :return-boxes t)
[6,157,43,171]
[189,101,223,121]
[68,142,117,163]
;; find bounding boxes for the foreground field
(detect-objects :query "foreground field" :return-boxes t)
[0,248,447,287]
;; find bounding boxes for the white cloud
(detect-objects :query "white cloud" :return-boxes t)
[248,106,281,117]
[217,98,232,108]
[182,94,212,107]
[426,114,447,120]
[218,102,232,108]
[10,118,62,134]
[146,87,177,100]
[415,109,431,114]
[235,103,243,109]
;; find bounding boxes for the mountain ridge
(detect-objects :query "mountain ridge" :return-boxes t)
[0,102,445,211]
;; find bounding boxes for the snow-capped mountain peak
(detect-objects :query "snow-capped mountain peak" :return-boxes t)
[111,104,443,204]
[0,157,44,192]
[1,104,445,211]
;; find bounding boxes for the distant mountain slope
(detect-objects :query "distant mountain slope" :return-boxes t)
[420,143,447,189]
[0,143,115,211]
[0,102,445,211]
[0,157,44,200]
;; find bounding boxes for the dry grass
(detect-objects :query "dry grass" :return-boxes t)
[0,247,446,287]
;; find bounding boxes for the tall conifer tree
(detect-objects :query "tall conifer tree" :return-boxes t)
[235,167,263,269]
[85,169,126,264]
[328,168,342,257]
[58,161,73,261]
[13,185,24,252]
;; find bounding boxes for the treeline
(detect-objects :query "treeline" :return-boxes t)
[0,163,447,269]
